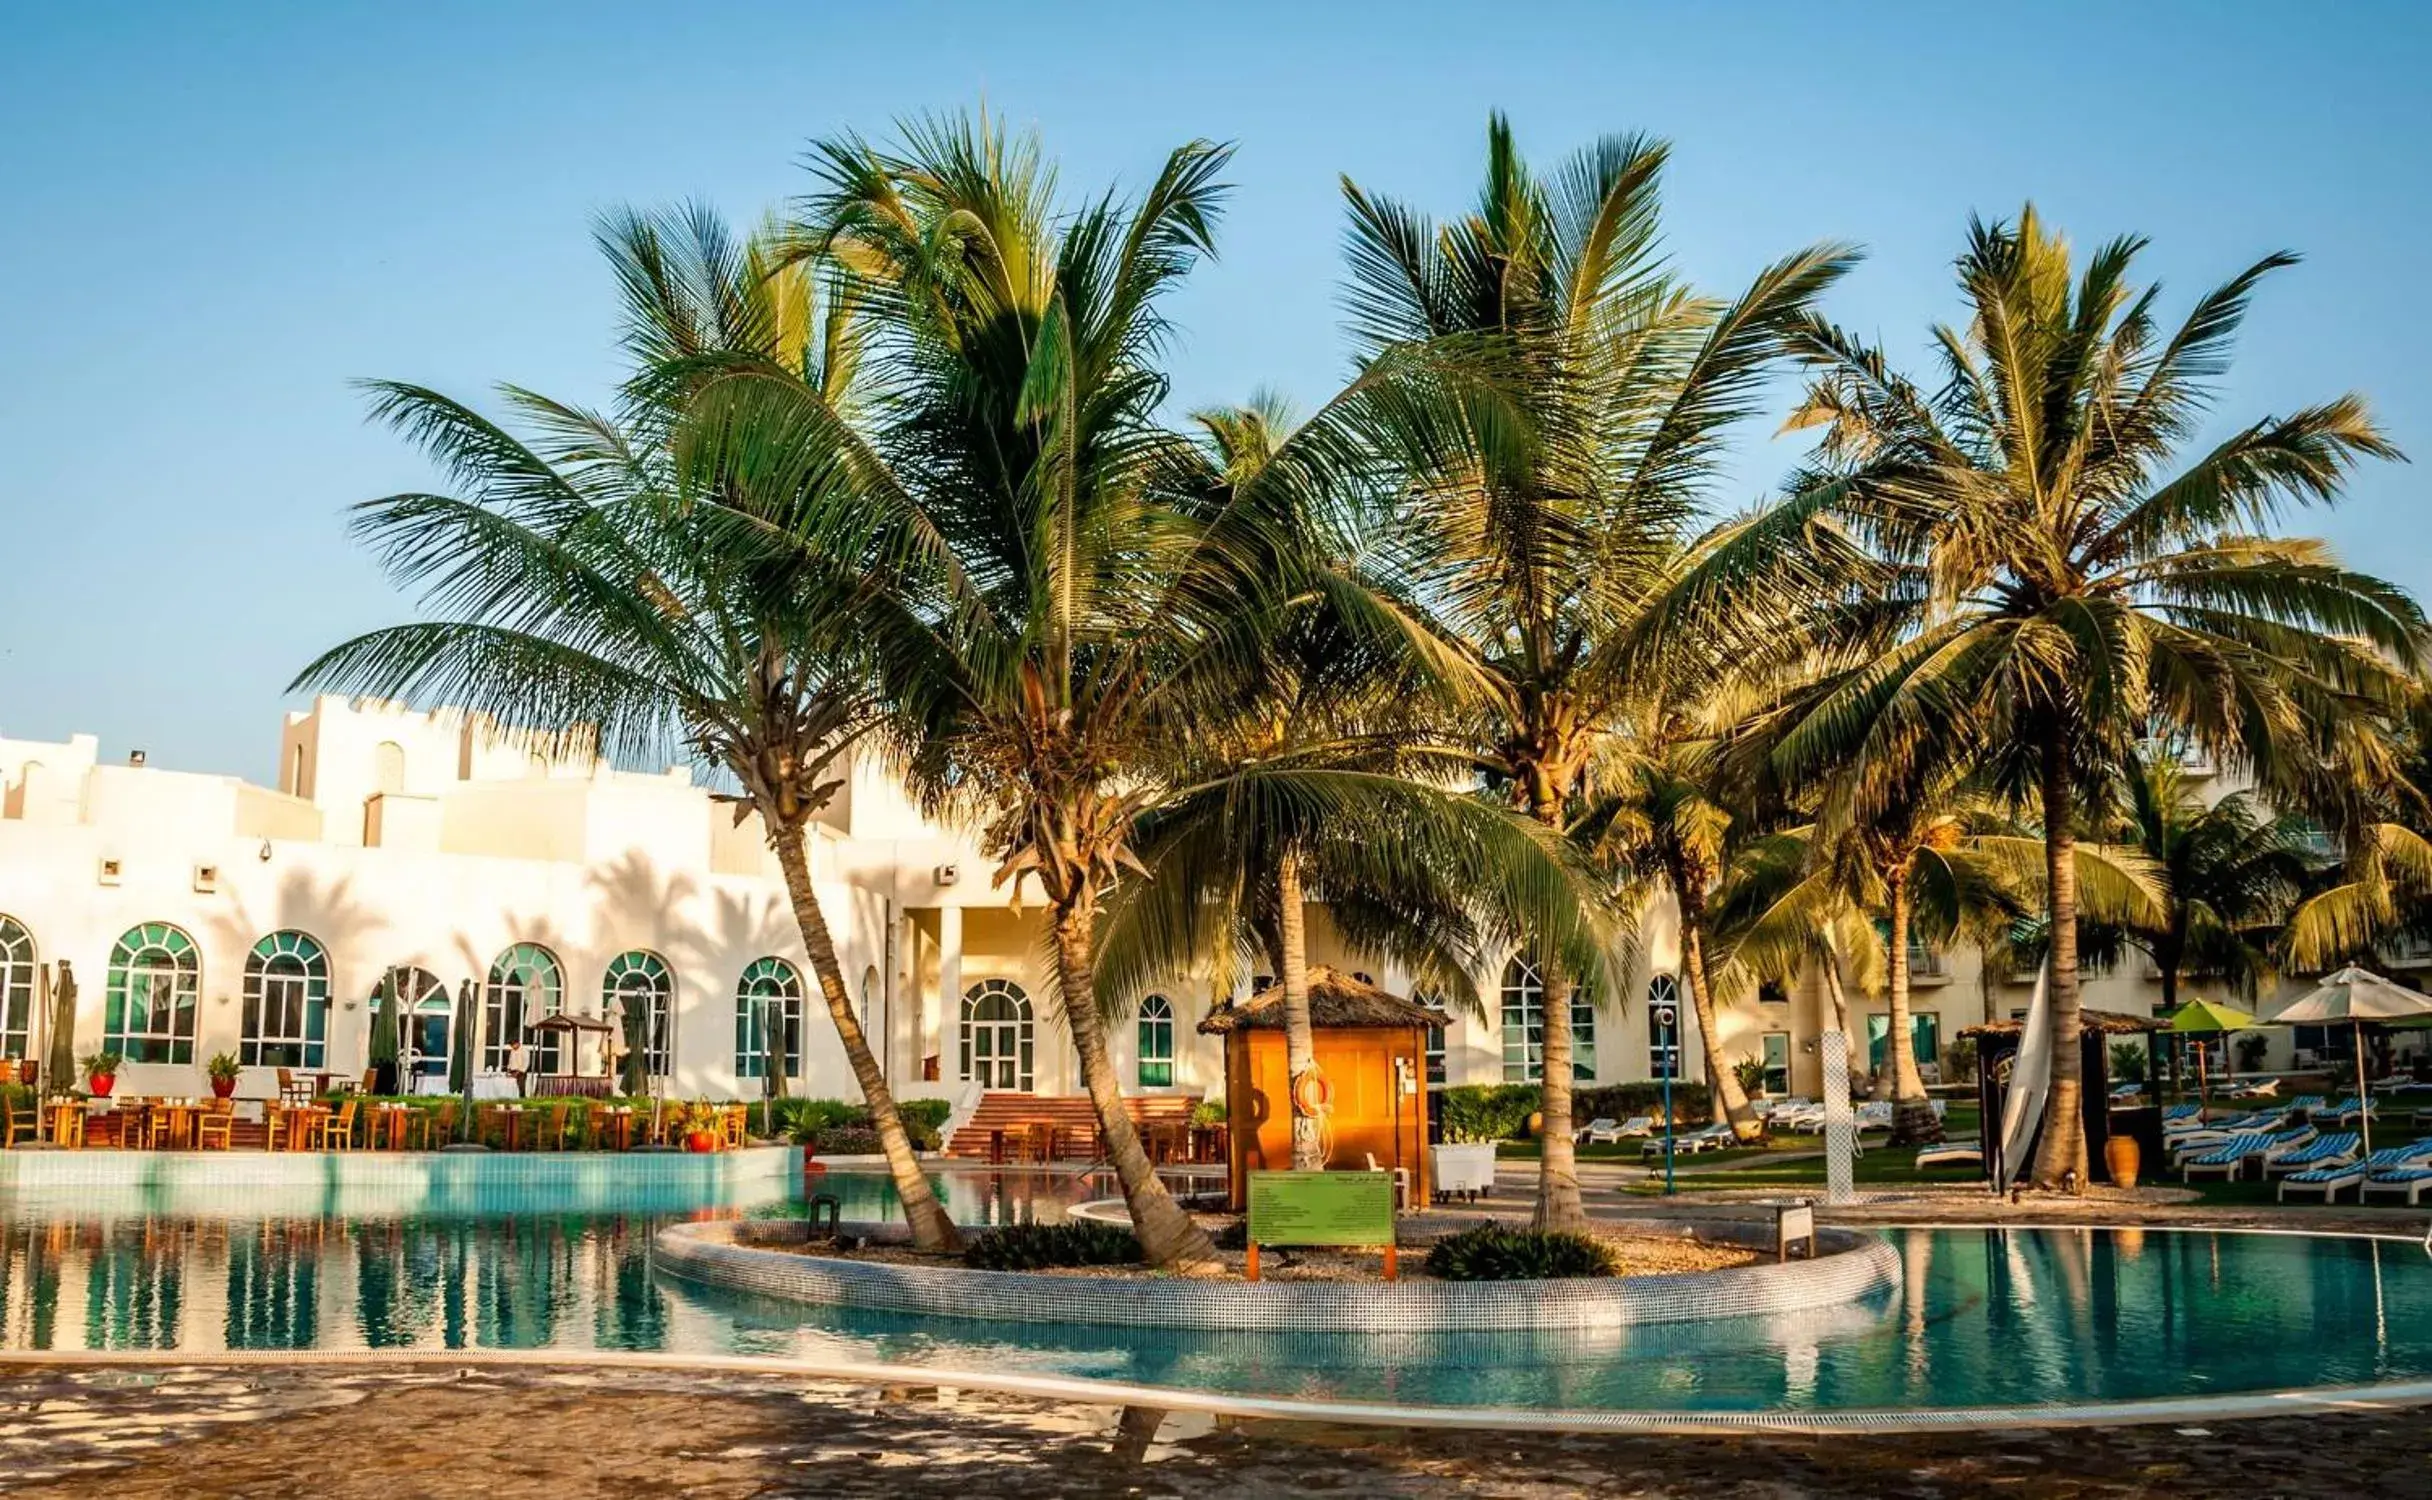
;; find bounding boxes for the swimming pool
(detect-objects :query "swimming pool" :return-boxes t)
[5,1172,2429,1418]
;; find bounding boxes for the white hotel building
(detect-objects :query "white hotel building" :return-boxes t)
[0,698,2373,1113]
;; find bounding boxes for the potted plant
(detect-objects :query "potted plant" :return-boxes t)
[1432,1119,1500,1200]
[82,1050,121,1098]
[683,1101,721,1154]
[205,1051,242,1098]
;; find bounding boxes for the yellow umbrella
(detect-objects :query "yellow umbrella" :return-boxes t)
[2163,998,2258,1122]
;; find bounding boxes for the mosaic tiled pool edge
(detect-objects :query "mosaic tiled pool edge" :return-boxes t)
[6,1344,2429,1436]
[653,1218,1905,1332]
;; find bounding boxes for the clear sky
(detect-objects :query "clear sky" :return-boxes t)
[3,1,2426,782]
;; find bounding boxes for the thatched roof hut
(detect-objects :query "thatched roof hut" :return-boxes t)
[1196,965,1449,1035]
[1958,1008,2167,1039]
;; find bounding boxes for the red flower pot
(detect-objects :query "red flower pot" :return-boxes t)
[210,1076,237,1099]
[88,1074,116,1098]
[684,1129,718,1154]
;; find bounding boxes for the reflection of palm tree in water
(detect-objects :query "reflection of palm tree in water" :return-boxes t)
[226,1219,319,1349]
[85,1220,184,1349]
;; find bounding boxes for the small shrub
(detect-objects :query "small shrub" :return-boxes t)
[1188,1097,1228,1128]
[1943,1036,1978,1084]
[962,1221,1143,1271]
[2107,1039,2148,1084]
[1424,1223,1614,1281]
[1438,1084,1541,1143]
[1731,1056,1767,1097]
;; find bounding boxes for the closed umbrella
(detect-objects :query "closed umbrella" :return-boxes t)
[369,971,402,1094]
[2162,998,2259,1123]
[2270,967,2432,1154]
[449,978,475,1142]
[45,962,78,1098]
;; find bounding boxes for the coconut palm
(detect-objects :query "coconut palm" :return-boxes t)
[749,113,1350,1271]
[1776,207,2419,1185]
[1342,115,1858,1226]
[2114,748,2320,1009]
[295,212,963,1253]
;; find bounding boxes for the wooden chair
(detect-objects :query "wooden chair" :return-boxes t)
[111,1101,150,1150]
[721,1105,747,1149]
[195,1098,236,1150]
[404,1101,456,1150]
[276,1068,313,1108]
[51,1102,86,1149]
[3,1097,39,1148]
[536,1103,570,1152]
[316,1098,360,1151]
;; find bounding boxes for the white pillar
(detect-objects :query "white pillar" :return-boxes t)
[1822,1030,1856,1206]
[937,906,963,1082]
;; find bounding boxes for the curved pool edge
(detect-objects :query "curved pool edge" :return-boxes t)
[3,1344,2429,1436]
[652,1215,1903,1332]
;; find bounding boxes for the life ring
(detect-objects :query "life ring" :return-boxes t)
[1290,1069,1332,1116]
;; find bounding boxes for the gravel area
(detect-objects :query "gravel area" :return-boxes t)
[3,1364,2425,1498]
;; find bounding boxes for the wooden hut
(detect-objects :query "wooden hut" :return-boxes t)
[1198,966,1444,1210]
[1961,1008,2167,1185]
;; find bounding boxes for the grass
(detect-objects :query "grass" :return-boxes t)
[1494,1101,1984,1167]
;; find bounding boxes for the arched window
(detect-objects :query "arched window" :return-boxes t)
[959,979,1032,1091]
[1647,974,1682,1080]
[0,915,34,1060]
[242,930,330,1068]
[484,943,563,1073]
[105,922,200,1064]
[603,950,673,1078]
[1136,995,1175,1088]
[1499,955,1595,1083]
[860,964,880,1034]
[373,741,407,795]
[379,966,452,1078]
[734,957,804,1081]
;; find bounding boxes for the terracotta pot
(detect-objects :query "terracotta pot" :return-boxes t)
[2103,1132,2141,1190]
[210,1075,238,1099]
[684,1128,718,1154]
[87,1073,116,1098]
[1526,1110,1545,1139]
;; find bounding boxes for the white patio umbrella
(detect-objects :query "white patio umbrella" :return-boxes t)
[2269,966,2432,1153]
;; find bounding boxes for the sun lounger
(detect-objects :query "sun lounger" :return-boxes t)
[1914,1142,1983,1171]
[1579,1115,1654,1144]
[2180,1131,2280,1182]
[2329,1096,2379,1125]
[2222,1078,2281,1101]
[2281,1145,2416,1203]
[2360,1163,2432,1205]
[2162,1104,2202,1125]
[1640,1121,1733,1157]
[2261,1131,2358,1179]
[2287,1094,2328,1119]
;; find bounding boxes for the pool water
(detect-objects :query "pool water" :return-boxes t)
[5,1174,2430,1415]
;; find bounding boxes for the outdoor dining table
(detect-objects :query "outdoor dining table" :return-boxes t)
[48,1099,89,1147]
[598,1106,634,1152]
[281,1104,329,1151]
[365,1102,411,1150]
[154,1100,198,1150]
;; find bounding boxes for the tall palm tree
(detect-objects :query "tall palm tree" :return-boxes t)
[2115,749,2318,1009]
[296,212,963,1253]
[1343,115,1858,1227]
[755,113,1357,1270]
[1776,207,2419,1186]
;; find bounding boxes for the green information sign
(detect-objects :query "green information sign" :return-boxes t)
[1246,1170,1396,1247]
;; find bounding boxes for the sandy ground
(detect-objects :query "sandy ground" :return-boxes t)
[2,1364,2427,1498]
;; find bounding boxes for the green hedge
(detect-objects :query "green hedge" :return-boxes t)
[773,1096,954,1151]
[1437,1081,1715,1142]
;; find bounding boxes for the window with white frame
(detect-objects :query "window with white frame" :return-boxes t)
[1136,995,1175,1088]
[484,943,563,1073]
[1500,956,1595,1082]
[1412,987,1448,1085]
[0,915,33,1060]
[241,930,330,1068]
[960,979,1033,1091]
[734,957,804,1081]
[603,950,673,1077]
[382,966,452,1077]
[105,922,200,1064]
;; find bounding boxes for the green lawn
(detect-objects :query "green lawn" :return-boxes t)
[1494,1101,1983,1167]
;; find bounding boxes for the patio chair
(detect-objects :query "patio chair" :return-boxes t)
[2281,1145,2417,1203]
[3,1097,39,1148]
[403,1101,453,1150]
[2261,1131,2358,1179]
[2162,1104,2202,1125]
[275,1068,313,1108]
[2360,1160,2432,1205]
[1640,1121,1732,1157]
[2180,1131,2279,1182]
[195,1098,236,1150]
[315,1098,360,1151]
[2333,1096,2379,1125]
[1573,1117,1620,1142]
[2287,1094,2328,1119]
[721,1106,748,1150]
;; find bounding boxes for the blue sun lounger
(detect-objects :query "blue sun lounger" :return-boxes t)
[2281,1144,2420,1203]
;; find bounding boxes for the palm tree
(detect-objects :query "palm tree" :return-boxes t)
[1342,115,1858,1227]
[296,212,963,1253]
[1776,207,2419,1186]
[2115,748,2318,1009]
[759,113,1345,1271]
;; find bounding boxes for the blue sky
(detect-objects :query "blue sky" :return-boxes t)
[3,1,2426,781]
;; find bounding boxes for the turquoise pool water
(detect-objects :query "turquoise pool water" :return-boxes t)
[5,1173,2429,1414]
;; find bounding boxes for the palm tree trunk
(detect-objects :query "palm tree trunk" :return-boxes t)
[1274,850,1324,1171]
[1883,865,1941,1147]
[770,829,962,1253]
[1822,947,1853,1053]
[1532,952,1589,1232]
[2030,731,2089,1189]
[1050,903,1222,1273]
[1679,907,1759,1141]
